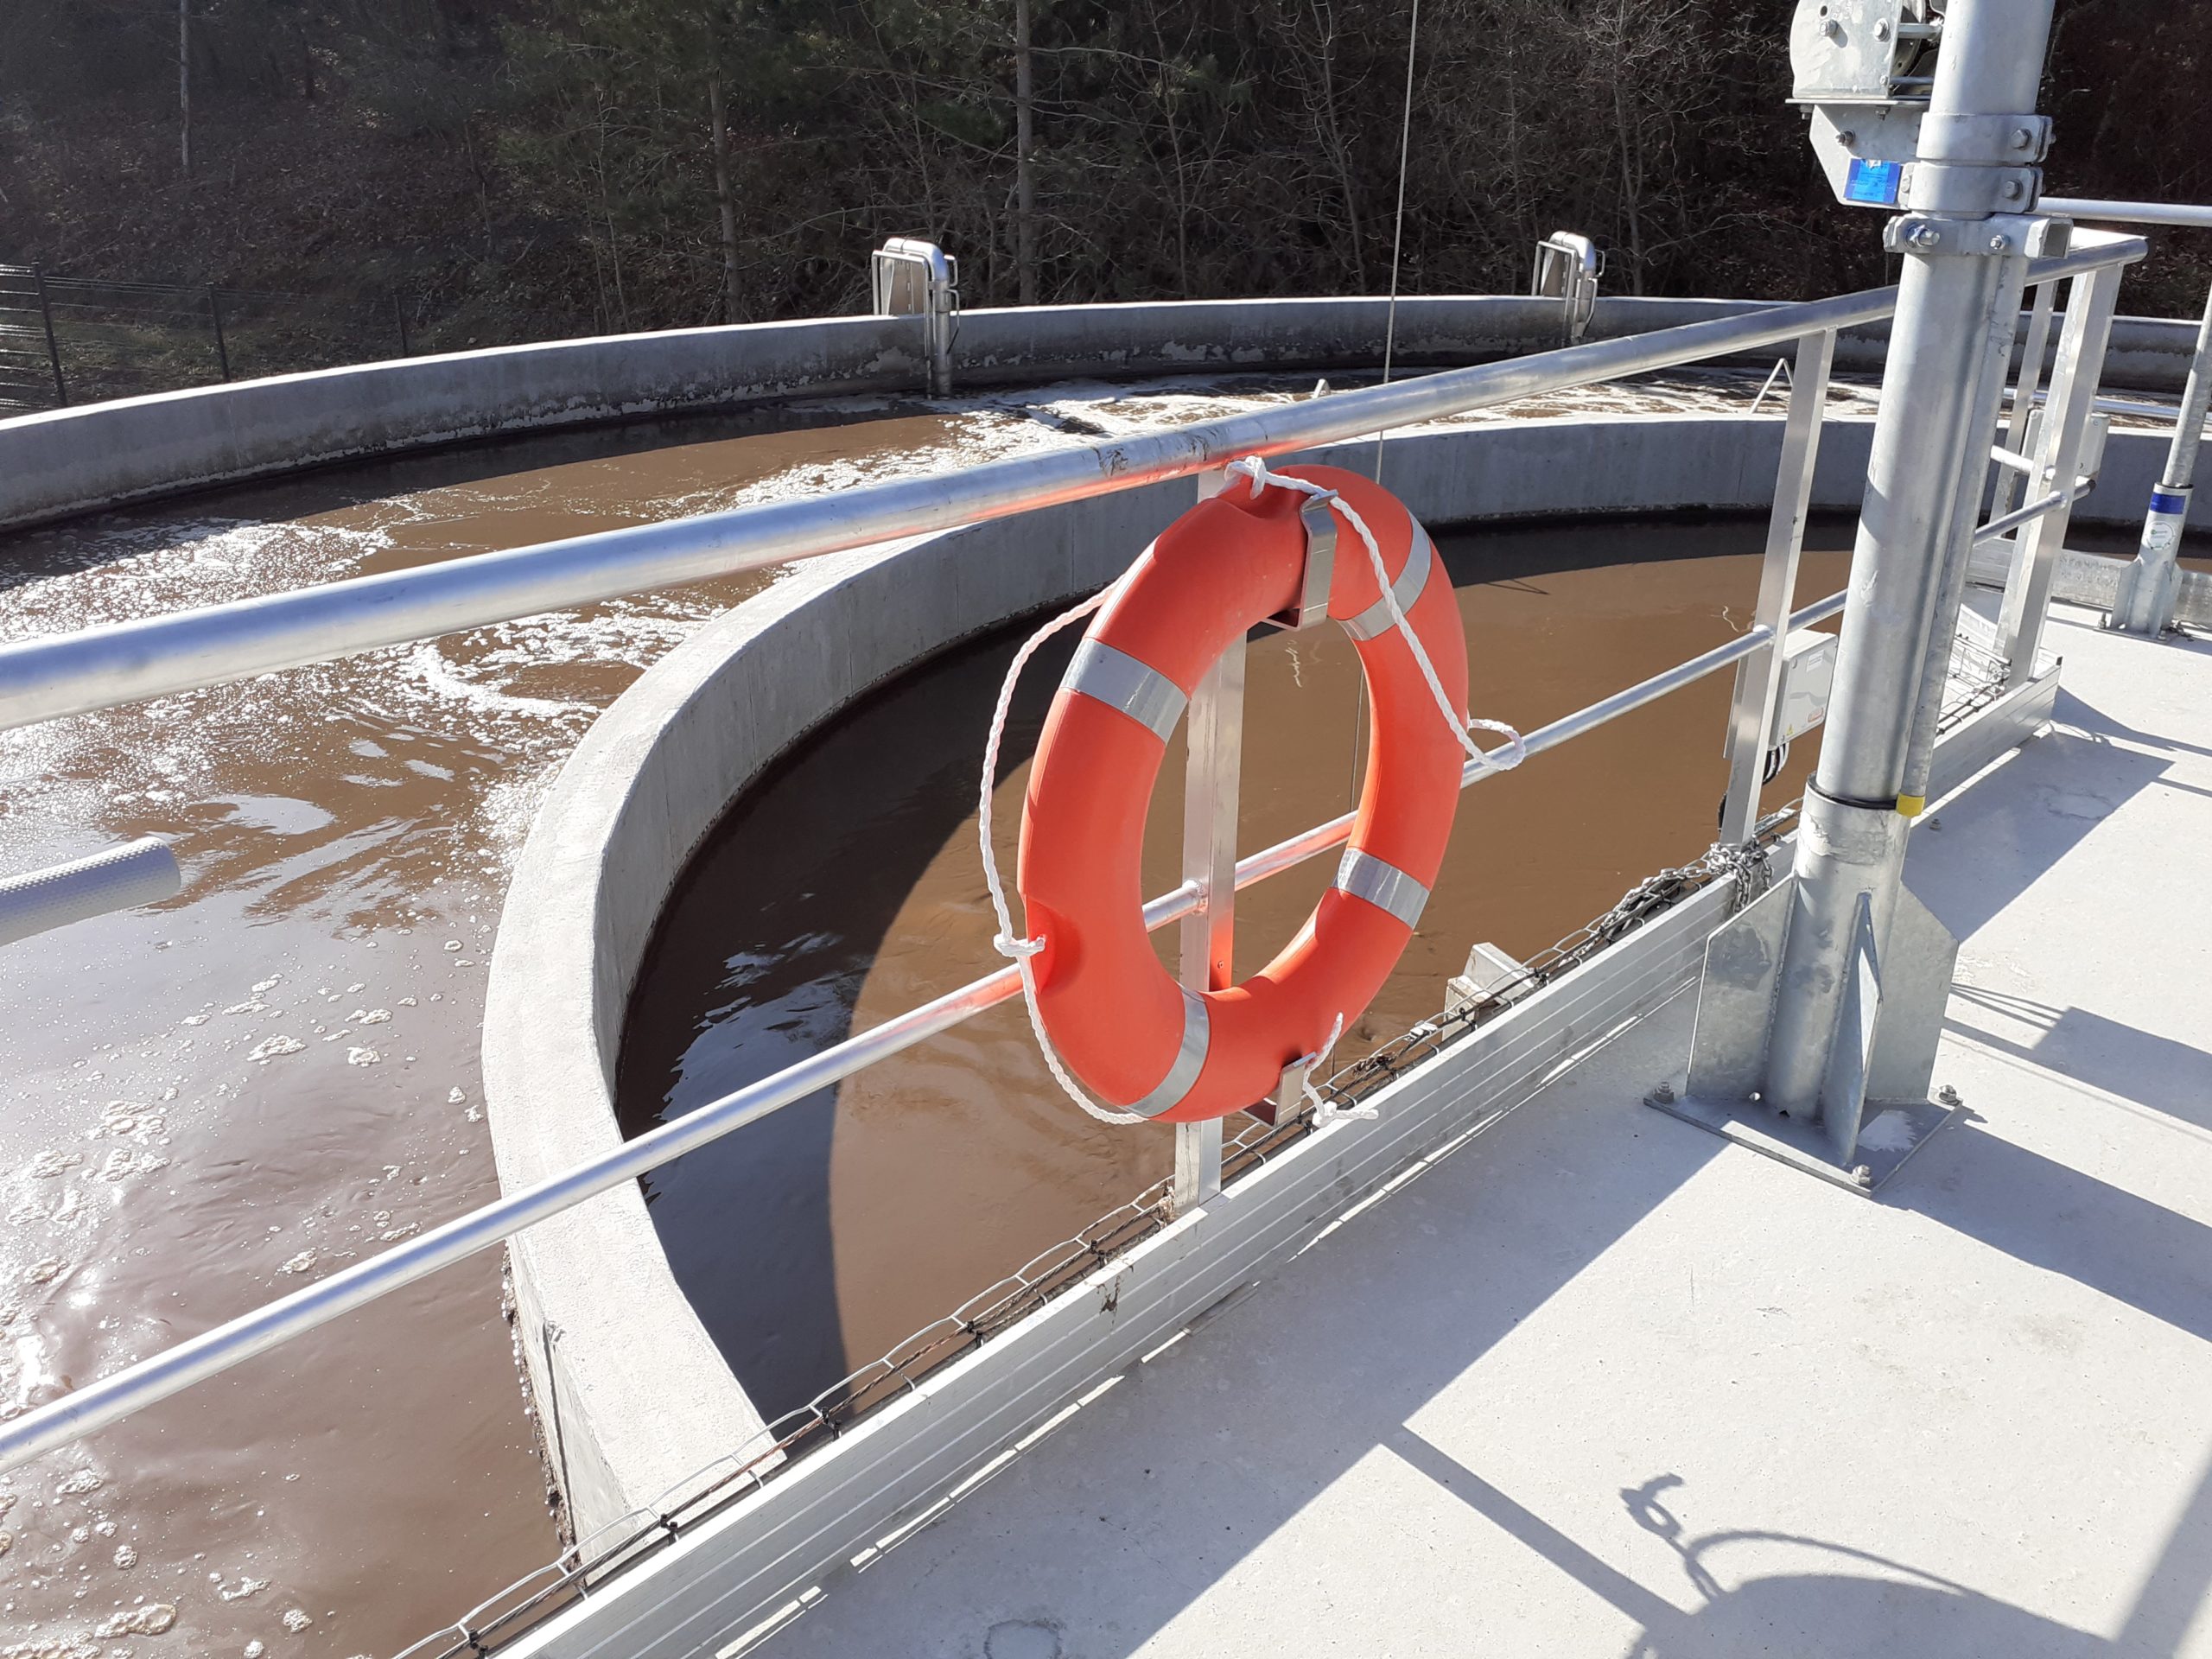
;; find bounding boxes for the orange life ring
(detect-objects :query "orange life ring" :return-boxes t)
[1015,464,1468,1123]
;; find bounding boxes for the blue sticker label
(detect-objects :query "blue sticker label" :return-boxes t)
[2150,490,2190,516]
[1844,158,1903,206]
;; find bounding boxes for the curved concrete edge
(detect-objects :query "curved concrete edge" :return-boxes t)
[7,288,2201,532]
[0,314,925,532]
[486,407,2182,1545]
[484,481,1193,1542]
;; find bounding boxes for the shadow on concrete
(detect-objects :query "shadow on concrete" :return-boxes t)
[2050,682,2212,763]
[1908,706,2169,944]
[1901,1119,2212,1344]
[766,1015,1738,1656]
[1386,1450,2114,1659]
[1949,984,2212,1131]
[1383,1450,2212,1659]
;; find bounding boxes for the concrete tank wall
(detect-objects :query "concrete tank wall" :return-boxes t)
[1,291,2202,531]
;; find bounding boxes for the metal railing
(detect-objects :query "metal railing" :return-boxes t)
[0,231,2144,1486]
[1531,231,1604,344]
[0,237,2133,737]
[870,237,960,397]
[2044,199,2212,634]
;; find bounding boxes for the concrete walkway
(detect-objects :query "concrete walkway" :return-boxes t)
[764,604,2212,1659]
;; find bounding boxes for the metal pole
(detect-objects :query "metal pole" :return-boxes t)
[1173,473,1239,1214]
[1720,327,1834,845]
[2112,280,2212,634]
[1996,263,2123,677]
[11,266,2162,737]
[0,588,1850,1474]
[1764,0,2061,1144]
[34,268,66,408]
[1896,239,2034,815]
[207,285,230,381]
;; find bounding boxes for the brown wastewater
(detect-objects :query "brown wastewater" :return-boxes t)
[615,514,1861,1424]
[0,370,2182,1655]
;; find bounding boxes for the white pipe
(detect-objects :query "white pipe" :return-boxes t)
[0,836,181,948]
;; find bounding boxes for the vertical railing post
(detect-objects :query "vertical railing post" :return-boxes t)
[1172,469,1240,1215]
[1996,261,2123,681]
[2110,278,2212,635]
[34,268,66,409]
[1993,278,2059,518]
[1720,327,1834,845]
[207,284,230,381]
[393,291,412,358]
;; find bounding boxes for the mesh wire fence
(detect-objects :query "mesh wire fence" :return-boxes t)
[0,266,410,410]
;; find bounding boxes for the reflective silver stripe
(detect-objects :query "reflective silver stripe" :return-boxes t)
[1338,520,1435,641]
[1062,639,1185,741]
[1333,847,1430,929]
[1125,987,1211,1118]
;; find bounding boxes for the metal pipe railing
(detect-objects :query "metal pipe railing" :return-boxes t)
[0,586,1841,1474]
[2042,197,2212,231]
[0,240,2137,735]
[1974,483,2078,548]
[0,229,2141,1473]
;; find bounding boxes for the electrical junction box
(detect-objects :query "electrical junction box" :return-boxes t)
[1789,0,1941,105]
[1726,627,1838,756]
[1789,0,1944,209]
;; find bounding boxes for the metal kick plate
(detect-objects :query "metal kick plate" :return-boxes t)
[1864,880,1959,1104]
[1650,1084,1959,1196]
[1684,878,1793,1103]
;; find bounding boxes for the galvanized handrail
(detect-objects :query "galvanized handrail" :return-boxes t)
[0,231,2142,1476]
[2046,199,2212,633]
[0,586,1842,1474]
[2042,197,2212,231]
[0,238,2134,735]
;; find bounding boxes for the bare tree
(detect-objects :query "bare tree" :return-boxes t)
[1277,0,1368,289]
[178,0,191,175]
[709,70,741,322]
[1014,0,1037,303]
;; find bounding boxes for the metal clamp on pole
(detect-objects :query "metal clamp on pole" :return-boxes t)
[1268,495,1338,632]
[1252,1051,1317,1131]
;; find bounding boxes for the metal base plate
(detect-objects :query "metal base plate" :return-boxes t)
[1646,1086,1959,1195]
